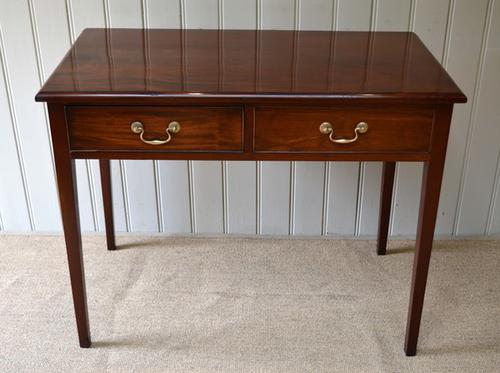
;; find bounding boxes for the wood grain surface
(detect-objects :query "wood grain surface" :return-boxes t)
[67,106,243,152]
[36,29,466,105]
[254,106,433,153]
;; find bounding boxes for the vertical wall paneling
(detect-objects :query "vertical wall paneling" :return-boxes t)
[326,0,371,236]
[181,1,193,232]
[321,163,330,235]
[226,162,257,234]
[146,0,191,233]
[1,0,499,237]
[354,0,380,236]
[0,1,61,231]
[67,0,103,232]
[26,1,57,178]
[146,0,181,27]
[406,0,450,236]
[222,1,258,234]
[431,0,455,232]
[32,0,99,232]
[336,0,373,30]
[320,2,338,236]
[223,0,257,29]
[298,0,335,30]
[293,0,335,235]
[256,0,262,234]
[102,0,131,232]
[220,0,228,234]
[69,0,106,33]
[143,0,163,232]
[456,0,499,235]
[357,164,384,235]
[105,0,137,231]
[289,161,296,235]
[293,162,325,235]
[107,162,128,232]
[413,0,450,58]
[390,0,451,236]
[187,162,196,233]
[107,0,160,232]
[260,162,291,235]
[441,0,457,68]
[107,0,143,28]
[452,0,494,235]
[184,0,224,233]
[157,162,192,234]
[436,0,490,235]
[487,150,500,234]
[184,0,219,29]
[0,26,32,231]
[256,161,262,234]
[149,2,186,233]
[355,1,379,236]
[326,163,358,235]
[259,0,294,234]
[369,0,415,236]
[375,0,412,30]
[260,0,295,29]
[191,162,224,233]
[69,0,128,232]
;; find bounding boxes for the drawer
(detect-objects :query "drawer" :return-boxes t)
[254,107,434,153]
[67,106,243,152]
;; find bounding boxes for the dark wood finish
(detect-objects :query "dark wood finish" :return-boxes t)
[377,162,396,255]
[67,106,243,152]
[404,106,453,356]
[35,29,466,105]
[99,159,116,251]
[36,29,467,355]
[47,104,91,348]
[72,149,431,162]
[254,106,433,153]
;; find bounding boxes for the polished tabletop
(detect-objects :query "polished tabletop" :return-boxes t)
[36,29,466,103]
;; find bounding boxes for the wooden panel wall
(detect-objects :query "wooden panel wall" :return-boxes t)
[0,0,498,237]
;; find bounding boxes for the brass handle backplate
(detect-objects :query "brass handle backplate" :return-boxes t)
[319,121,368,144]
[130,121,181,145]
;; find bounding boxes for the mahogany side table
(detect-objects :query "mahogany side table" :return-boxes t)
[36,29,466,356]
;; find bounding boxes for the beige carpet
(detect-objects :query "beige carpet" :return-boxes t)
[0,235,499,372]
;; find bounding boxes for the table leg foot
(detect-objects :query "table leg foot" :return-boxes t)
[80,338,92,348]
[404,345,417,356]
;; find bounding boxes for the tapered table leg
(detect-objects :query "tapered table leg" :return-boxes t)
[377,162,396,255]
[48,104,91,348]
[99,159,116,251]
[404,106,452,356]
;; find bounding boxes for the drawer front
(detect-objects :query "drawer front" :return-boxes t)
[67,106,243,152]
[254,107,434,153]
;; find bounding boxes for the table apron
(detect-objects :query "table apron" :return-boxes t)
[70,150,430,162]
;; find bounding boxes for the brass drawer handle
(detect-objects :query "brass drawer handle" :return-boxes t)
[130,121,181,145]
[319,121,368,144]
